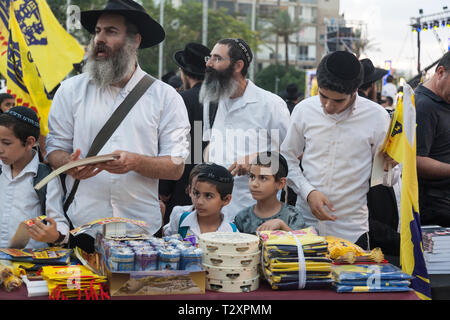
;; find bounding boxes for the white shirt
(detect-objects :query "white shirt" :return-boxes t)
[163,205,238,243]
[46,66,190,235]
[0,152,69,248]
[280,94,391,242]
[382,82,397,101]
[203,80,290,221]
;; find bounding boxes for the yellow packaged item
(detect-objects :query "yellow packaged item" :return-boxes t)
[266,260,332,273]
[326,236,384,264]
[41,265,108,300]
[0,260,22,292]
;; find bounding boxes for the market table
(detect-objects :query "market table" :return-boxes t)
[0,280,419,300]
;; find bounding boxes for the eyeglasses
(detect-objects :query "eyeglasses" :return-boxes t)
[204,56,231,64]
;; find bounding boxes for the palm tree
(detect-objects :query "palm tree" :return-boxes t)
[267,10,301,71]
[352,28,379,59]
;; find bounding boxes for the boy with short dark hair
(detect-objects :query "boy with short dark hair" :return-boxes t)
[0,93,15,113]
[234,152,307,234]
[163,163,238,241]
[0,107,69,248]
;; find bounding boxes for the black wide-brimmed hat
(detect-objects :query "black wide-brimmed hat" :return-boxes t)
[286,83,300,100]
[173,43,210,76]
[80,0,165,49]
[360,58,388,86]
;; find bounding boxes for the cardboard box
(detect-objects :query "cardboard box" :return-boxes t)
[106,265,205,296]
[72,217,206,297]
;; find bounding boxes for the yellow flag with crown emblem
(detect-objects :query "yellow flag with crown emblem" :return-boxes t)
[384,84,431,300]
[0,0,84,135]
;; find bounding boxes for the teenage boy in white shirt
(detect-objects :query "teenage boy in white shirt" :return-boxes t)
[281,51,396,248]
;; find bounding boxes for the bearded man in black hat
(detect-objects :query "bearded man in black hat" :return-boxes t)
[281,51,397,249]
[46,0,190,237]
[159,42,210,225]
[199,38,290,222]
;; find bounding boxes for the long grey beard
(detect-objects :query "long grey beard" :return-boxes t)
[199,74,239,104]
[83,38,137,88]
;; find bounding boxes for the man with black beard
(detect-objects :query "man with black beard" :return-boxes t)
[200,38,290,222]
[45,0,190,239]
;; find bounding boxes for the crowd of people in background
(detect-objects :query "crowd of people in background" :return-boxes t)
[0,0,449,269]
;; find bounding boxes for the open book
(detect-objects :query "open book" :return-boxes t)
[34,153,119,191]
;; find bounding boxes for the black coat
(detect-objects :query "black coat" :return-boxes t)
[367,183,400,265]
[159,82,205,224]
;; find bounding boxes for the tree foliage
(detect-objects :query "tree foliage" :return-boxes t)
[255,64,305,97]
[47,0,257,77]
[47,0,307,94]
[264,10,300,71]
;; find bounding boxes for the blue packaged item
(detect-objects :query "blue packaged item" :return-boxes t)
[134,247,158,271]
[184,235,197,247]
[335,285,411,293]
[158,249,180,270]
[164,234,183,242]
[110,247,135,272]
[180,248,203,271]
[337,280,411,287]
[127,240,147,248]
[332,263,413,282]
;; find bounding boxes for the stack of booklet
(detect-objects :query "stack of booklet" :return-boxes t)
[332,263,412,293]
[257,227,333,290]
[422,225,450,274]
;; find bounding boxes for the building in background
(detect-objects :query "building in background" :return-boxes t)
[184,0,341,71]
[173,0,369,72]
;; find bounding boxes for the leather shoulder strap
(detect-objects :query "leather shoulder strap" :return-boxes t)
[63,74,155,220]
[87,74,155,157]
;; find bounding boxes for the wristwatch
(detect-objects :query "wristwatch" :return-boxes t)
[50,231,67,247]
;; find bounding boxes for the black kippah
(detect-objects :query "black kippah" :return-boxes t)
[5,106,40,128]
[196,163,234,184]
[325,51,361,81]
[233,39,253,65]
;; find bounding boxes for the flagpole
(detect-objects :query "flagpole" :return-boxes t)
[158,0,164,79]
[249,0,256,81]
[202,0,208,46]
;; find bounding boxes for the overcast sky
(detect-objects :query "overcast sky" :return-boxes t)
[339,0,449,78]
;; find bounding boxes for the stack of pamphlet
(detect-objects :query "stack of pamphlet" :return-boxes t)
[332,263,412,293]
[257,227,333,290]
[422,225,450,274]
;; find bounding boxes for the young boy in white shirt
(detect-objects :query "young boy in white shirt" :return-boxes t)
[163,163,238,242]
[234,152,307,234]
[0,107,69,248]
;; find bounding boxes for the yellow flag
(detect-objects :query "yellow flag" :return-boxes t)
[7,4,52,135]
[0,0,84,135]
[384,84,431,300]
[10,0,84,92]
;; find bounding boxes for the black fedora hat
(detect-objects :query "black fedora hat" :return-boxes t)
[360,58,388,86]
[173,43,211,76]
[286,83,300,100]
[80,0,165,49]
